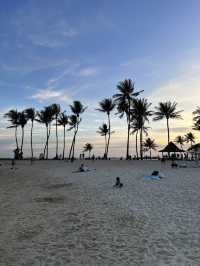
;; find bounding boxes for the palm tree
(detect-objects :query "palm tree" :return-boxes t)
[131,118,149,159]
[185,132,195,148]
[193,107,200,134]
[36,106,54,159]
[69,101,87,160]
[132,98,152,159]
[25,108,36,159]
[143,138,157,159]
[51,103,60,159]
[175,135,185,150]
[83,143,93,158]
[4,109,20,150]
[153,101,183,144]
[97,123,109,158]
[58,112,68,159]
[96,98,115,158]
[68,114,80,160]
[113,79,143,159]
[18,111,28,156]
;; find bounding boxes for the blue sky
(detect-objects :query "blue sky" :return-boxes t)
[1,0,200,157]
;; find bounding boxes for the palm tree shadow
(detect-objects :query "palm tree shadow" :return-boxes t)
[45,183,73,189]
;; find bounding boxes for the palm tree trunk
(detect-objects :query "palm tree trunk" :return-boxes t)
[15,126,19,149]
[56,115,58,159]
[107,113,111,158]
[46,126,49,159]
[31,121,33,159]
[104,135,107,159]
[136,131,138,159]
[167,118,170,144]
[21,126,24,154]
[62,126,66,160]
[68,134,75,160]
[140,128,143,160]
[126,101,131,160]
[150,149,152,159]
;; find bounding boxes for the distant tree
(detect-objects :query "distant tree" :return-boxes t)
[113,79,143,159]
[25,108,36,159]
[193,107,200,133]
[175,135,185,150]
[153,101,183,144]
[143,138,157,159]
[58,112,68,159]
[18,111,28,155]
[185,132,195,148]
[4,109,20,150]
[50,103,60,159]
[97,123,109,159]
[83,143,93,158]
[36,106,54,159]
[96,98,115,158]
[69,101,87,160]
[132,98,152,159]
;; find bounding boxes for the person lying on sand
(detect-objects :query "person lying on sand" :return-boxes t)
[113,177,123,188]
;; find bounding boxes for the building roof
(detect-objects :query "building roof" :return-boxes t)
[159,142,185,153]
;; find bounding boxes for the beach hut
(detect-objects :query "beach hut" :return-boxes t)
[159,141,185,159]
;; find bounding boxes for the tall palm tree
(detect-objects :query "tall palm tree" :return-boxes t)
[97,123,109,158]
[18,111,28,156]
[51,103,60,159]
[69,101,87,160]
[83,143,93,158]
[193,107,200,134]
[132,98,152,159]
[175,135,185,150]
[96,98,115,158]
[25,108,36,159]
[36,106,54,159]
[185,132,195,148]
[143,138,157,159]
[4,109,20,150]
[113,79,143,159]
[153,101,183,144]
[58,112,68,159]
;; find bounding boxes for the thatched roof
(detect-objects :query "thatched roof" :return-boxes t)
[159,142,184,153]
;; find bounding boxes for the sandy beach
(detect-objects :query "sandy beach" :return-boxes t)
[0,160,200,266]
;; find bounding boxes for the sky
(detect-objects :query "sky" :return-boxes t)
[0,0,200,158]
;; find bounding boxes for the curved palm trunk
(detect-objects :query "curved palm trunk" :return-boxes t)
[31,121,33,159]
[21,126,24,155]
[140,127,143,160]
[72,129,78,159]
[62,126,66,160]
[126,99,131,160]
[15,126,19,149]
[56,115,58,159]
[68,134,75,160]
[106,113,111,159]
[136,131,138,159]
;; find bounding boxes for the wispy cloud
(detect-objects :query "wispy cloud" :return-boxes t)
[30,88,72,103]
[78,67,98,77]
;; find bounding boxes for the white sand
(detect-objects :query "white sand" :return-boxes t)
[0,160,200,266]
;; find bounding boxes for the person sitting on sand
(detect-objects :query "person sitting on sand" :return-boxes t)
[114,177,123,188]
[79,163,89,172]
[171,161,178,168]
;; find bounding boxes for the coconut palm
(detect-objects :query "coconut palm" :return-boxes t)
[58,112,68,159]
[18,111,28,156]
[25,108,36,159]
[4,109,20,150]
[69,101,87,160]
[143,138,157,159]
[97,123,109,158]
[96,98,115,158]
[185,132,195,148]
[113,79,143,159]
[153,101,183,144]
[36,106,54,159]
[193,107,200,133]
[175,135,185,150]
[132,98,152,159]
[83,143,93,158]
[50,103,60,159]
